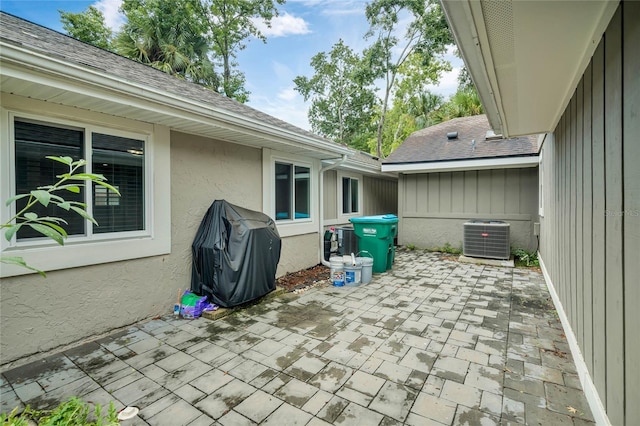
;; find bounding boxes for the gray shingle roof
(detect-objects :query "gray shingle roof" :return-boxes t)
[383,115,538,164]
[0,12,339,148]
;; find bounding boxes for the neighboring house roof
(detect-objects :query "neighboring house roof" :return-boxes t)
[330,151,394,178]
[382,115,539,173]
[0,12,354,160]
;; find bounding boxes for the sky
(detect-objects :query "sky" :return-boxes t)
[0,0,462,131]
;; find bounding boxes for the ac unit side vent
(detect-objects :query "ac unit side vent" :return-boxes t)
[463,221,510,260]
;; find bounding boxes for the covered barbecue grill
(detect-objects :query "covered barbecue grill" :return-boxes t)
[191,200,281,307]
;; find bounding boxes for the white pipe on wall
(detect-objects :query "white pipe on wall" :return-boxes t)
[318,154,350,266]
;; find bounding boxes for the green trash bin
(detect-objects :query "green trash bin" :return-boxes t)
[350,214,398,273]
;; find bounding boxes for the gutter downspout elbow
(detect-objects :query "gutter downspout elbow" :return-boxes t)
[319,154,350,267]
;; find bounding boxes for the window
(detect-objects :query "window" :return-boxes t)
[263,150,317,237]
[1,104,170,278]
[342,177,359,214]
[13,118,145,240]
[275,162,310,221]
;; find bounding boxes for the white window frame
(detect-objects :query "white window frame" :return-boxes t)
[262,149,318,237]
[1,99,171,277]
[337,171,363,221]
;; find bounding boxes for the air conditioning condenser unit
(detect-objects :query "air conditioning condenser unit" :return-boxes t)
[463,220,510,260]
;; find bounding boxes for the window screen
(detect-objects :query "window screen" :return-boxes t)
[342,177,359,214]
[14,119,85,239]
[92,133,145,233]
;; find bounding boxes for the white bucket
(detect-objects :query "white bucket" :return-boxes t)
[344,261,362,286]
[330,257,345,287]
[356,251,374,284]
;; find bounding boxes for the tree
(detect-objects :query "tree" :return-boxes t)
[59,6,113,50]
[294,40,378,147]
[1,157,119,277]
[114,0,219,89]
[206,0,285,102]
[364,0,452,157]
[429,88,484,124]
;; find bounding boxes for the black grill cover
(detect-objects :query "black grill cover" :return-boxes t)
[191,200,281,308]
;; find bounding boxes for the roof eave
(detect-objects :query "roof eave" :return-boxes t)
[0,41,352,159]
[440,0,618,138]
[440,0,504,134]
[382,155,539,174]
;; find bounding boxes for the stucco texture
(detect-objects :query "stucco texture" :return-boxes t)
[0,132,268,365]
[398,168,539,252]
[400,217,534,252]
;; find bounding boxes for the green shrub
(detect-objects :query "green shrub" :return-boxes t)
[0,397,119,426]
[440,243,462,255]
[512,248,539,267]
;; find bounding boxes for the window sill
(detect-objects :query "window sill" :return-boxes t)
[1,235,170,277]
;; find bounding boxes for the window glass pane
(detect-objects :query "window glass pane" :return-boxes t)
[14,119,85,239]
[351,179,359,212]
[294,166,310,218]
[275,162,292,220]
[342,177,350,214]
[92,133,144,233]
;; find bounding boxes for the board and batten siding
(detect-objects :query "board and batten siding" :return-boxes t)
[398,167,538,251]
[538,3,639,424]
[323,170,397,222]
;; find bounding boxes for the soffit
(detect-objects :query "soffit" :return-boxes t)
[441,0,617,137]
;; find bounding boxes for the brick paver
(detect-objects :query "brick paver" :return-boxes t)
[0,250,595,425]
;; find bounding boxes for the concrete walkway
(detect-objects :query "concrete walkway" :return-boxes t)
[1,250,594,425]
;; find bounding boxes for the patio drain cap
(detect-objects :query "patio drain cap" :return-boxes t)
[118,406,140,420]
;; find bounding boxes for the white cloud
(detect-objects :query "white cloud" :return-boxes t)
[249,93,311,131]
[277,87,298,101]
[253,12,311,37]
[93,0,125,30]
[427,66,461,98]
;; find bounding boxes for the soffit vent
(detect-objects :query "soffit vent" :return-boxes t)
[480,0,515,68]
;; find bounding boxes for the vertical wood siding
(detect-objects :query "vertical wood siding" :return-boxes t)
[539,3,638,423]
[398,167,538,250]
[363,176,398,216]
[323,170,338,220]
[622,3,640,423]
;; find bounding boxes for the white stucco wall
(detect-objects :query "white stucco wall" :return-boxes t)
[276,233,320,277]
[0,129,288,365]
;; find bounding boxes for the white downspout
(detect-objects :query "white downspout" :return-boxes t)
[319,154,350,266]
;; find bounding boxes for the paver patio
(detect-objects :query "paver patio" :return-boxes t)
[0,250,594,425]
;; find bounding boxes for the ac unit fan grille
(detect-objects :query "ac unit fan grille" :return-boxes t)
[463,221,510,260]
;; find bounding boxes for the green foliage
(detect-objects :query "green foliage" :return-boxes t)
[294,39,378,147]
[0,398,118,426]
[512,248,540,267]
[428,88,484,125]
[114,0,220,90]
[405,244,416,251]
[429,243,462,255]
[207,0,285,102]
[1,156,120,277]
[59,0,285,102]
[59,6,113,50]
[364,0,453,157]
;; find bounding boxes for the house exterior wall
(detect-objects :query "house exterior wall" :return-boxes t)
[397,168,538,251]
[538,4,639,424]
[363,175,398,216]
[323,170,338,221]
[323,170,397,226]
[0,129,316,365]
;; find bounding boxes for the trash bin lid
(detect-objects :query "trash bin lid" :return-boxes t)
[350,214,398,224]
